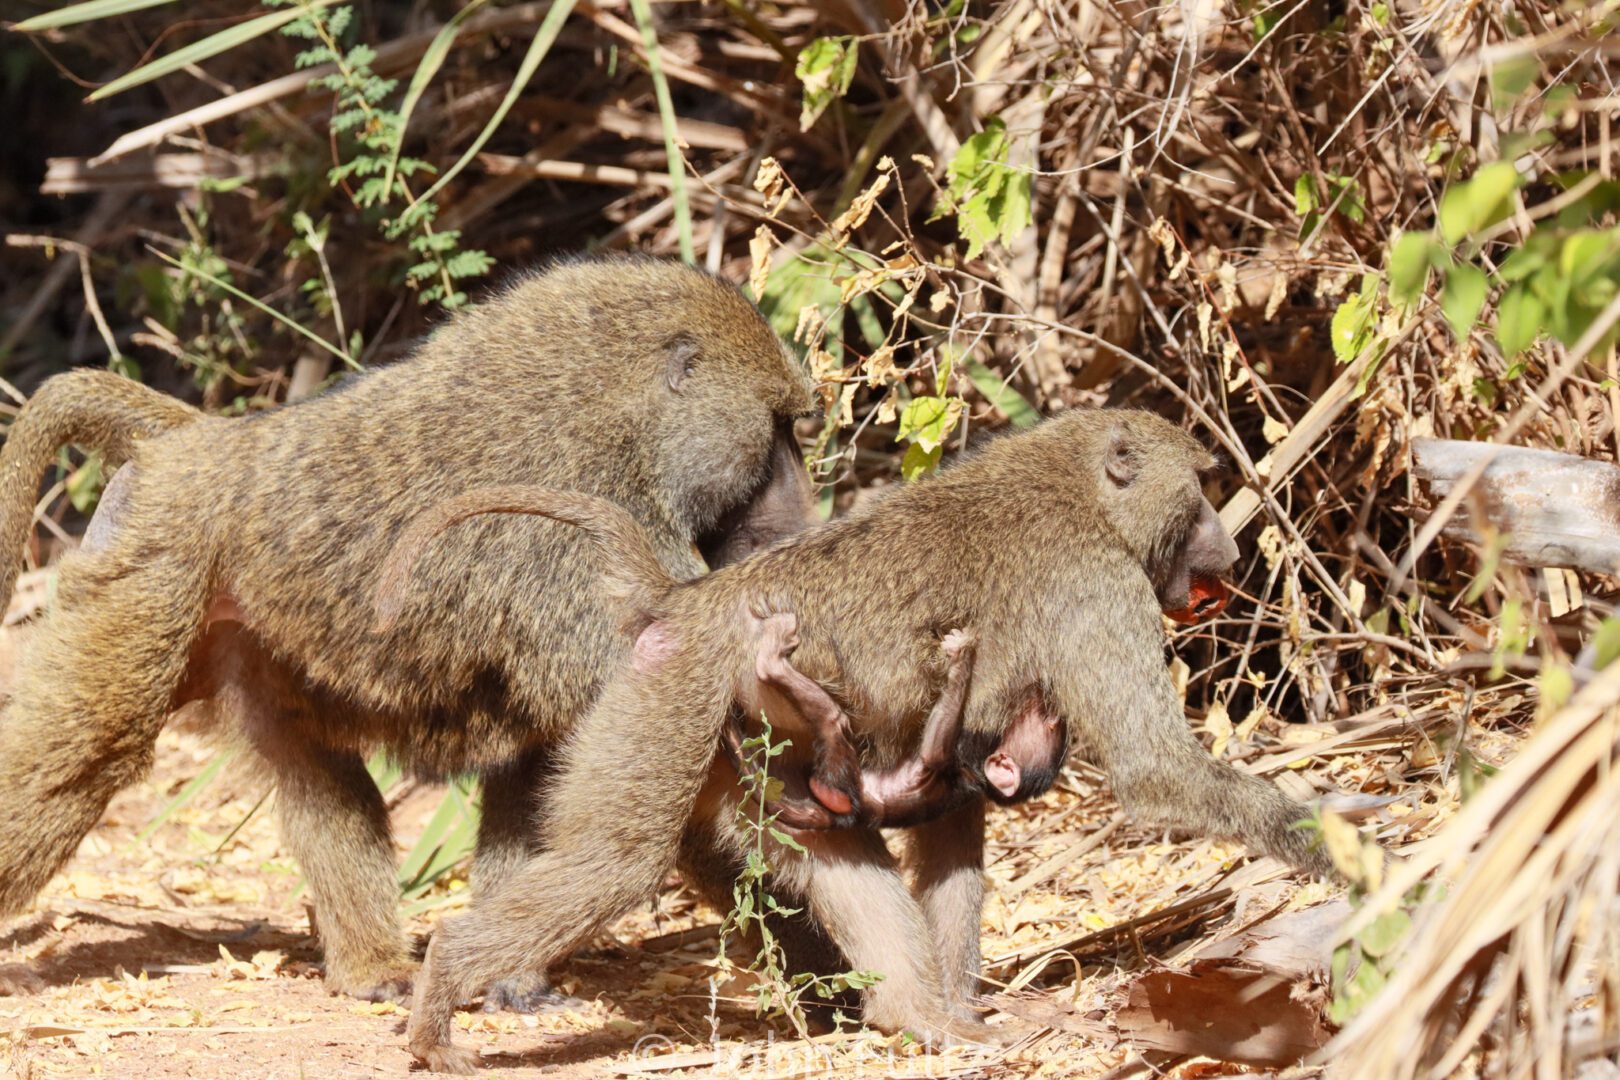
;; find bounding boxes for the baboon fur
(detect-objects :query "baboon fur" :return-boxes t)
[0,256,819,1004]
[392,408,1336,1072]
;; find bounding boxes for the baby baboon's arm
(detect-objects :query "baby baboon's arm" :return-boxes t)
[728,627,981,831]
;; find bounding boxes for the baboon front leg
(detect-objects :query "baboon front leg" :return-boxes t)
[0,553,206,988]
[753,612,862,818]
[474,747,562,1013]
[791,828,993,1047]
[903,797,987,1018]
[1059,622,1334,878]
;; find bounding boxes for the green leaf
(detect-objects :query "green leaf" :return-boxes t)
[13,0,185,32]
[1387,232,1435,308]
[948,119,1010,199]
[1294,175,1319,216]
[795,36,858,131]
[963,357,1039,428]
[1560,229,1620,286]
[416,0,577,208]
[901,442,942,481]
[381,0,487,209]
[1489,55,1540,111]
[89,1,339,100]
[1442,263,1488,340]
[1495,283,1545,356]
[1438,161,1521,245]
[65,451,105,513]
[1360,909,1411,959]
[1330,289,1376,363]
[896,395,962,453]
[1591,617,1620,670]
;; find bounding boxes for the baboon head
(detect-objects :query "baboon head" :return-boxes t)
[1093,410,1240,622]
[642,267,816,569]
[519,256,818,569]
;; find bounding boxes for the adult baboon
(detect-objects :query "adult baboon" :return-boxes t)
[0,256,818,1004]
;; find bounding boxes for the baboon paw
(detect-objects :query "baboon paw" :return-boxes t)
[415,1043,481,1075]
[940,628,977,659]
[0,963,44,996]
[332,966,415,1004]
[481,972,564,1014]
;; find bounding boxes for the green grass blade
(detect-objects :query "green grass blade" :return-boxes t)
[89,2,335,101]
[416,0,576,206]
[627,0,693,263]
[15,0,186,33]
[148,248,357,369]
[380,0,488,205]
[964,356,1040,428]
[138,749,234,842]
[365,751,403,796]
[210,786,271,855]
[397,778,478,897]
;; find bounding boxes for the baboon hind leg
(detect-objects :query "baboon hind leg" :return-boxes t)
[473,746,562,1013]
[0,553,208,990]
[219,635,412,1002]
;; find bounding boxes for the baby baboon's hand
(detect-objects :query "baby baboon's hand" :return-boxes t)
[940,628,976,662]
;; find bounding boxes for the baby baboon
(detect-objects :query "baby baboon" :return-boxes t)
[381,409,1334,1072]
[0,256,819,1003]
[720,621,1066,829]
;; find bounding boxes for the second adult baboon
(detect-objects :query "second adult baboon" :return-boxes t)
[381,409,1335,1072]
[0,256,820,1003]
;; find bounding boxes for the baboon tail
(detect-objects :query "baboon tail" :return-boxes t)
[0,371,200,603]
[372,484,680,634]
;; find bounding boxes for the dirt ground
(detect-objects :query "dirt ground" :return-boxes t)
[0,607,1508,1080]
[0,724,1147,1080]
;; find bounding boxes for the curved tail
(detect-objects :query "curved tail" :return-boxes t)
[0,371,200,601]
[372,485,680,634]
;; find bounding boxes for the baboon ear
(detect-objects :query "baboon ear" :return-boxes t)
[1105,427,1137,487]
[665,335,701,392]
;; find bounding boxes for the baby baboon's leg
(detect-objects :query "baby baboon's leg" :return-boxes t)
[753,612,861,817]
[0,554,207,968]
[789,827,986,1046]
[474,747,561,1013]
[408,667,733,1074]
[903,797,987,1017]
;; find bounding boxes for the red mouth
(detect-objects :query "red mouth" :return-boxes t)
[1165,574,1229,624]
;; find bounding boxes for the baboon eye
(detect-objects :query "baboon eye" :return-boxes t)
[665,336,701,391]
[1106,428,1137,487]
